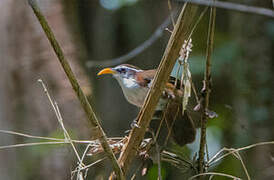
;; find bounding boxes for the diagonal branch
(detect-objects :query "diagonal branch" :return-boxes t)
[86,10,177,68]
[109,3,198,179]
[27,0,124,179]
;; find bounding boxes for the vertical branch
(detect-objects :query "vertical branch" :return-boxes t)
[168,0,176,28]
[198,6,216,175]
[109,3,198,179]
[27,1,124,179]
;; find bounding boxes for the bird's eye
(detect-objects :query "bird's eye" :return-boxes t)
[119,68,126,74]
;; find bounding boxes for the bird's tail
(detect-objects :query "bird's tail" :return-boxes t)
[164,100,196,146]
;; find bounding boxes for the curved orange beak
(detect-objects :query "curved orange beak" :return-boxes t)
[97,68,116,76]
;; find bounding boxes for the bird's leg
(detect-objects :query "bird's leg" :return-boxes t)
[124,117,140,134]
[131,118,140,129]
[162,89,175,99]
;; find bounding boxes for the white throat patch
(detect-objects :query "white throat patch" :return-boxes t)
[122,78,138,88]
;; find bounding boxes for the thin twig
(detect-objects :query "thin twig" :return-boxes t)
[0,129,117,144]
[188,172,242,180]
[186,7,208,43]
[156,142,162,180]
[187,7,208,106]
[212,148,250,180]
[38,79,82,162]
[71,157,107,173]
[161,150,193,170]
[0,129,66,141]
[176,7,208,104]
[0,141,69,150]
[55,101,82,162]
[109,4,198,179]
[76,144,92,178]
[27,1,124,179]
[80,144,92,166]
[198,6,216,174]
[150,131,162,180]
[155,111,166,140]
[207,147,226,165]
[208,141,274,166]
[164,103,180,146]
[205,143,209,162]
[168,0,176,28]
[234,151,250,180]
[177,0,274,17]
[86,11,177,68]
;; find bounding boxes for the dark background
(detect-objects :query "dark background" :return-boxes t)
[0,0,273,179]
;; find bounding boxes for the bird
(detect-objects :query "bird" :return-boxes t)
[97,64,196,146]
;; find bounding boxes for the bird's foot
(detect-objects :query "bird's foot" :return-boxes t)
[124,119,140,134]
[130,119,140,129]
[162,90,175,99]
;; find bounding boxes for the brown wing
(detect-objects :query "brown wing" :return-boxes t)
[134,68,196,146]
[135,69,156,87]
[135,69,182,89]
[155,72,196,146]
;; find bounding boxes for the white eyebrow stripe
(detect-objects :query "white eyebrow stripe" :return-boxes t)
[116,65,143,72]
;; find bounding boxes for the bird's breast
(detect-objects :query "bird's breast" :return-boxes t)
[122,85,149,107]
[122,87,168,111]
[116,77,168,109]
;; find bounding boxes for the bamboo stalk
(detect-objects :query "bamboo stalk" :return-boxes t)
[27,1,124,179]
[109,3,198,179]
